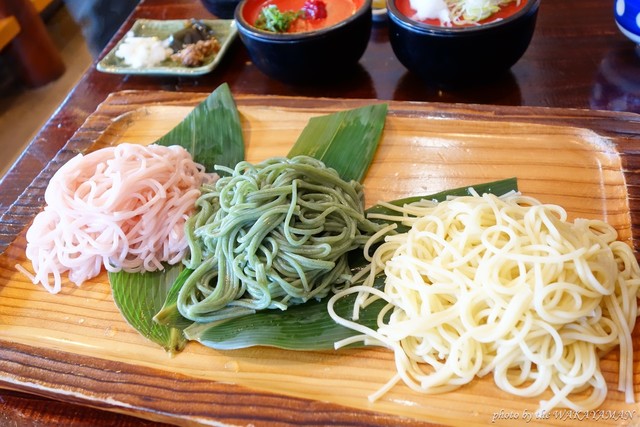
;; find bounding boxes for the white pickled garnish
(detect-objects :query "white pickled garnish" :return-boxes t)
[115,31,172,68]
[410,0,451,24]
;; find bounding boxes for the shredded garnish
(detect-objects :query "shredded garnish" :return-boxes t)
[410,0,520,26]
[254,0,328,33]
[449,0,519,24]
[255,5,303,32]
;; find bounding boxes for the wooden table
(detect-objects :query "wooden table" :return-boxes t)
[1,0,639,425]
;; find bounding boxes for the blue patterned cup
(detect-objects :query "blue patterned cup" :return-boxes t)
[615,0,640,43]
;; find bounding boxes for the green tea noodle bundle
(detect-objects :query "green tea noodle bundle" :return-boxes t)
[179,155,380,322]
[328,190,640,412]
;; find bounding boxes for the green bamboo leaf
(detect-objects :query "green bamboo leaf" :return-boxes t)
[184,178,519,351]
[367,177,518,232]
[153,268,194,329]
[109,83,246,352]
[367,177,518,215]
[154,82,244,174]
[109,264,187,354]
[287,103,388,182]
[184,277,387,351]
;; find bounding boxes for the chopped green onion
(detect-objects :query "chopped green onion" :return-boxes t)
[255,5,302,33]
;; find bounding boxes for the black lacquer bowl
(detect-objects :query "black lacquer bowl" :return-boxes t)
[234,0,372,84]
[387,0,539,86]
[201,0,241,19]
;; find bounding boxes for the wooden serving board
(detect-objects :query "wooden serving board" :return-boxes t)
[1,91,640,426]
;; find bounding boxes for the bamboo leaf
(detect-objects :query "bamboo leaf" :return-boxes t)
[287,103,388,182]
[185,277,387,351]
[109,83,246,352]
[154,82,244,174]
[367,177,518,232]
[109,264,187,354]
[153,268,195,329]
[185,179,519,351]
[367,177,518,215]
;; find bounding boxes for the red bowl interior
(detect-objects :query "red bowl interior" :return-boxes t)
[241,0,366,33]
[394,0,529,27]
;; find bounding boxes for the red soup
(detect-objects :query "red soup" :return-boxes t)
[395,0,527,27]
[244,0,365,33]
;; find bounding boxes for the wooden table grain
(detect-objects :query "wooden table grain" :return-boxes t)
[0,0,639,425]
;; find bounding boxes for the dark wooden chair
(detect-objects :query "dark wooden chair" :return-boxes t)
[0,0,65,87]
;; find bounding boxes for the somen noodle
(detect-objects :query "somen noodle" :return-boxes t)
[329,190,640,412]
[19,143,210,293]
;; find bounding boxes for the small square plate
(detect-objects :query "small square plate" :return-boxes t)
[97,19,237,76]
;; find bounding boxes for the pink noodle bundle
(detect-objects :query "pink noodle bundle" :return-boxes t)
[21,143,210,294]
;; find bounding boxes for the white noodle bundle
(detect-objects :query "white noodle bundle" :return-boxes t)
[329,190,640,412]
[21,143,210,294]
